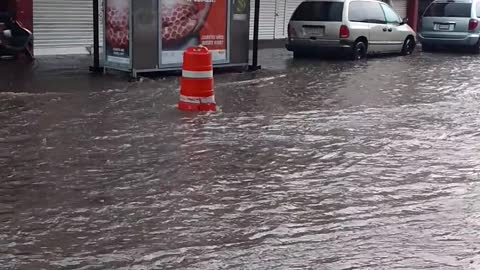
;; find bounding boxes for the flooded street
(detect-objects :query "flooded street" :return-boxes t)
[2,49,480,269]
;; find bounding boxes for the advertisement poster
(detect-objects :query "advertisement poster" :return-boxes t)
[105,0,130,65]
[160,0,227,65]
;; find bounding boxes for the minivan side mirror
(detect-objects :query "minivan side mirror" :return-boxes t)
[401,17,409,25]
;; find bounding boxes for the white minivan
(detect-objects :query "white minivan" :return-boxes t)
[286,0,417,59]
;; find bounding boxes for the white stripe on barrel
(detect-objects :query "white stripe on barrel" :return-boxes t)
[180,95,215,104]
[179,95,201,104]
[200,96,216,104]
[182,70,214,79]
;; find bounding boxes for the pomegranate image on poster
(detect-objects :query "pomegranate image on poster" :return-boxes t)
[160,0,200,48]
[106,0,130,60]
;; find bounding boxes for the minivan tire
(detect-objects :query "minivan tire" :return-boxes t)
[401,37,416,56]
[471,39,480,54]
[351,41,367,60]
[293,51,307,58]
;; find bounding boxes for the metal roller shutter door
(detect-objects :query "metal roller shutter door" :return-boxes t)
[99,0,104,51]
[33,0,94,55]
[392,0,408,19]
[249,0,276,40]
[99,0,105,58]
[274,0,287,39]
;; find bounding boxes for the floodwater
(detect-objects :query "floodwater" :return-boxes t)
[1,49,480,269]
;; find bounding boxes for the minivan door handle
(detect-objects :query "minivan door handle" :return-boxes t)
[383,28,387,32]
[388,28,393,32]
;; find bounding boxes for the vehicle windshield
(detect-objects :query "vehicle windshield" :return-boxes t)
[423,2,472,17]
[291,1,344,21]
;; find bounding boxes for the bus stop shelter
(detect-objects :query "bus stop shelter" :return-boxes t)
[88,0,262,76]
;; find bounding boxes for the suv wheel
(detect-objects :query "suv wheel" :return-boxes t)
[351,41,367,60]
[422,43,434,52]
[293,51,307,58]
[401,37,416,56]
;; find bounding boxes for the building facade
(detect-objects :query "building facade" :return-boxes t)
[5,0,424,56]
[249,0,410,41]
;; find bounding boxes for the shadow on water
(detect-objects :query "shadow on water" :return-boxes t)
[422,45,477,55]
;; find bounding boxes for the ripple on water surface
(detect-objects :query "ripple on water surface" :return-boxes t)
[1,52,480,269]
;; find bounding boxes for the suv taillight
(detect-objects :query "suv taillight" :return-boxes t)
[339,25,350,39]
[288,24,297,39]
[469,19,478,31]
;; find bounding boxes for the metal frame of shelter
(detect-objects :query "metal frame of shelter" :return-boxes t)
[89,0,262,73]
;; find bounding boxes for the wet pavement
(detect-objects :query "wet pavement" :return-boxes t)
[1,49,480,269]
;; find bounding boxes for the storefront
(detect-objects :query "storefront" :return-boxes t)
[248,0,411,41]
[6,0,420,57]
[248,0,302,40]
[32,0,100,55]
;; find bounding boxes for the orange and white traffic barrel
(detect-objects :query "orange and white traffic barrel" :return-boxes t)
[178,45,216,112]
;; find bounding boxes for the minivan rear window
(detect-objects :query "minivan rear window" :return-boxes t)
[291,1,344,21]
[423,3,472,17]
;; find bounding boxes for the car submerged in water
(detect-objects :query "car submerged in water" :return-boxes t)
[419,0,480,53]
[285,0,417,59]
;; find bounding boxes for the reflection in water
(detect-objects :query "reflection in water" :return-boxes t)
[1,50,480,269]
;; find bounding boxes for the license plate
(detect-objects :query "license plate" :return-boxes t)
[438,24,451,31]
[304,26,324,36]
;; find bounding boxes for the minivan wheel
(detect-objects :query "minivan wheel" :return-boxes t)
[401,37,416,56]
[293,51,307,58]
[351,41,367,60]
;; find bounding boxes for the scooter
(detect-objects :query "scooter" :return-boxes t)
[0,13,33,61]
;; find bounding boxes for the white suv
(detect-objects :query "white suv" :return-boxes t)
[286,0,417,59]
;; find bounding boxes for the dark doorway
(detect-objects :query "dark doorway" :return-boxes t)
[0,1,8,12]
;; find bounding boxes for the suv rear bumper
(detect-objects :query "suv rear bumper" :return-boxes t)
[286,38,353,52]
[419,33,480,46]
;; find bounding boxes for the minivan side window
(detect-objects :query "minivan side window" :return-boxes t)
[365,2,387,24]
[349,1,386,24]
[477,2,480,17]
[381,4,401,24]
[349,1,368,22]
